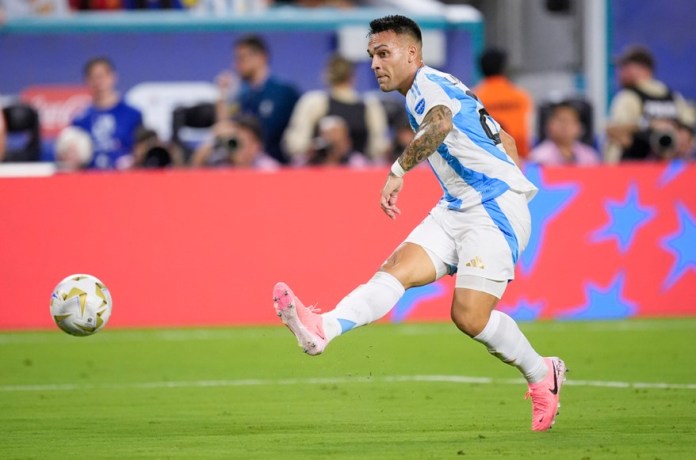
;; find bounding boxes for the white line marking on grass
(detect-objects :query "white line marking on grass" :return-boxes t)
[2,375,696,393]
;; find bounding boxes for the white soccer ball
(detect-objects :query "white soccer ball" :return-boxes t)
[50,274,113,337]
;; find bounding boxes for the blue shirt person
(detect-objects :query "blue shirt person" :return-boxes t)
[70,57,143,170]
[217,35,299,164]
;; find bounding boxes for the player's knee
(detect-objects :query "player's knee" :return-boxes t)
[451,303,490,337]
[380,257,413,288]
[380,267,414,289]
[380,244,436,289]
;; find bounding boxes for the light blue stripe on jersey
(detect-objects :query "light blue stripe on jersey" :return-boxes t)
[481,199,520,264]
[437,143,518,262]
[405,104,419,131]
[436,144,509,203]
[425,73,515,166]
[410,77,422,97]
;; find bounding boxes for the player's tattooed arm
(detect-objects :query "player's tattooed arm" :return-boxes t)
[393,105,453,174]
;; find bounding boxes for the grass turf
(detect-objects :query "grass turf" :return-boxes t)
[1,318,695,459]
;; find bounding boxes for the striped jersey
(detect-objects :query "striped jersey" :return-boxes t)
[405,66,538,210]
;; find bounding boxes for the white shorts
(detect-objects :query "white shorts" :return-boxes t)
[403,190,531,298]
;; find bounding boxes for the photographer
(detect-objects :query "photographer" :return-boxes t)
[605,46,694,163]
[132,127,183,169]
[191,115,280,170]
[306,115,369,167]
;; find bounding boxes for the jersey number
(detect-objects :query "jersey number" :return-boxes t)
[478,108,501,145]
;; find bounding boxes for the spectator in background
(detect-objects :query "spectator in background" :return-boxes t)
[54,126,94,171]
[0,105,6,161]
[387,110,415,163]
[0,0,68,22]
[474,48,533,159]
[191,115,280,170]
[283,53,389,165]
[185,0,270,13]
[132,127,184,168]
[71,57,143,170]
[216,35,299,164]
[122,0,184,8]
[529,101,600,166]
[675,121,695,161]
[69,0,122,9]
[306,115,369,167]
[283,0,355,7]
[605,46,695,163]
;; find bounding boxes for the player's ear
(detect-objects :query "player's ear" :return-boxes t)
[408,44,418,63]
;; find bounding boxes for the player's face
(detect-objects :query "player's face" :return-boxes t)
[368,30,418,95]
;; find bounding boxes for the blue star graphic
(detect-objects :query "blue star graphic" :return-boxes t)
[390,281,447,323]
[591,183,656,253]
[500,298,544,322]
[662,202,696,290]
[558,272,637,320]
[520,164,579,275]
[658,159,687,187]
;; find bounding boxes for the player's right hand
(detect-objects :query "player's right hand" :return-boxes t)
[380,174,403,220]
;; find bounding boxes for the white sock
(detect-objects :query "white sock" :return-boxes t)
[322,271,405,342]
[473,310,548,383]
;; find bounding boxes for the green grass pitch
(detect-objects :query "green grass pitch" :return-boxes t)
[2,318,695,459]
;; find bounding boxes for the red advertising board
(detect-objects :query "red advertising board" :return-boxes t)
[20,86,91,139]
[0,164,694,330]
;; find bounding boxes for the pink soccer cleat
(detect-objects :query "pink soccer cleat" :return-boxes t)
[273,282,327,356]
[525,357,567,431]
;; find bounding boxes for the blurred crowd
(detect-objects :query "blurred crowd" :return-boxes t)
[1,7,695,171]
[0,0,357,19]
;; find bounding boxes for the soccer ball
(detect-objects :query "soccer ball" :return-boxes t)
[50,274,113,337]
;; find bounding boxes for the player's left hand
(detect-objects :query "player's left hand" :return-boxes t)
[380,174,403,220]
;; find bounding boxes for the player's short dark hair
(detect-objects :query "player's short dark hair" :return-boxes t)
[368,15,422,44]
[479,48,507,77]
[83,56,115,77]
[234,34,269,56]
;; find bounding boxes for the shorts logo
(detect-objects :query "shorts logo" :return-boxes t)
[414,98,426,115]
[465,256,485,269]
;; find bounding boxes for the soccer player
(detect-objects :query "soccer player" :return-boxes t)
[273,15,566,432]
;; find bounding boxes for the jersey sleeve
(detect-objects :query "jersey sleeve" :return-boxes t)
[409,74,458,124]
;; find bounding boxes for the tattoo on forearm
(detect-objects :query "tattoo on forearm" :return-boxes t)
[397,105,452,172]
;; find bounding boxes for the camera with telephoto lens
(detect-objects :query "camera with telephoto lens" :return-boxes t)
[648,129,678,156]
[214,136,240,153]
[310,137,333,164]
